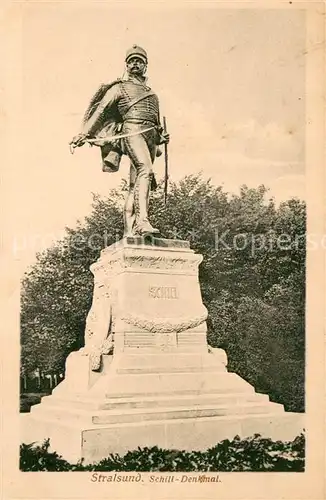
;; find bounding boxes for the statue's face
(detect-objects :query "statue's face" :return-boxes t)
[126,56,147,77]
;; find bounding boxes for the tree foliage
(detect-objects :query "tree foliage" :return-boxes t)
[20,175,305,411]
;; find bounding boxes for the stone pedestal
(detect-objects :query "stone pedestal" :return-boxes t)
[22,237,304,464]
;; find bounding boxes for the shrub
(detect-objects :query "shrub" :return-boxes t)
[20,434,305,472]
[20,439,71,471]
[20,393,50,413]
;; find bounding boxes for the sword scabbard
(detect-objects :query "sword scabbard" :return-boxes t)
[163,116,168,205]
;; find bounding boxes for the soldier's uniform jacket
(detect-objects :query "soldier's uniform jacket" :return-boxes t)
[81,75,165,171]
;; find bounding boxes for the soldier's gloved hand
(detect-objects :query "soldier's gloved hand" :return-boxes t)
[70,133,88,148]
[160,132,170,145]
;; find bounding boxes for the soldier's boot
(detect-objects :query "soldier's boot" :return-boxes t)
[134,174,160,235]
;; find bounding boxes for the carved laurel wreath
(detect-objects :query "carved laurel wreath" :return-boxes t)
[121,307,208,333]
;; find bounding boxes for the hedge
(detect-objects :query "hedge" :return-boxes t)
[20,433,305,472]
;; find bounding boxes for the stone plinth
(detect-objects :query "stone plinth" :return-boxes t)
[22,237,304,464]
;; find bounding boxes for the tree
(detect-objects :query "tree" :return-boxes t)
[20,175,305,411]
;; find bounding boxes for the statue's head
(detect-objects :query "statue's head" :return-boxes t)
[125,45,148,77]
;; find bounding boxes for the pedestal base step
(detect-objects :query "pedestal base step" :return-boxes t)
[112,352,228,374]
[21,410,304,465]
[88,371,256,397]
[39,391,271,411]
[31,398,285,425]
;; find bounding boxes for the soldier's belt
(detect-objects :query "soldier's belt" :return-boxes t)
[69,124,158,154]
[87,124,156,145]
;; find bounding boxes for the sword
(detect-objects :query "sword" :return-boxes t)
[69,125,156,154]
[163,116,169,205]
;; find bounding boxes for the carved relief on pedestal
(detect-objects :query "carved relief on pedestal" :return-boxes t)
[155,332,177,351]
[122,252,202,273]
[91,249,203,276]
[121,306,208,334]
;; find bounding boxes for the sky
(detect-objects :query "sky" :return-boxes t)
[4,4,306,272]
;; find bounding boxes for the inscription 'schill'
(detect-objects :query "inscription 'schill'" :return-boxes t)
[149,286,179,299]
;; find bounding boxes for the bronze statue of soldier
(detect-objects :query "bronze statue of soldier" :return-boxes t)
[70,45,169,236]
